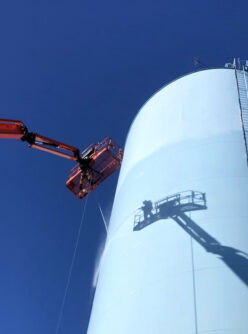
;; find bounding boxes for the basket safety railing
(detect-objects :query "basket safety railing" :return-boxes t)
[68,137,123,179]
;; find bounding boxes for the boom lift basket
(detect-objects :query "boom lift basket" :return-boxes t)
[66,137,123,199]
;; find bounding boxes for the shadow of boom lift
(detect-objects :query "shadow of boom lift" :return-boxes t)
[134,191,248,287]
[134,191,207,231]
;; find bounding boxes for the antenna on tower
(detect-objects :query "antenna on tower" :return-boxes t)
[194,57,208,69]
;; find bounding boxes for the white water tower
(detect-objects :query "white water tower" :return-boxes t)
[87,65,248,334]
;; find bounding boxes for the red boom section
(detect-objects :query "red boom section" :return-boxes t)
[30,133,79,161]
[0,119,79,161]
[66,137,123,199]
[0,119,25,139]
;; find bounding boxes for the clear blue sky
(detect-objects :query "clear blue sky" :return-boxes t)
[0,0,247,333]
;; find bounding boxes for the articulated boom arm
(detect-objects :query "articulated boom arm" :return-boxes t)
[0,119,80,161]
[0,118,123,200]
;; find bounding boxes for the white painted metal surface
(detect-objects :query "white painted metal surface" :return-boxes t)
[87,69,248,334]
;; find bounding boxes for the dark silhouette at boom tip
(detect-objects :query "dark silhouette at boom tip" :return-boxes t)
[134,191,248,287]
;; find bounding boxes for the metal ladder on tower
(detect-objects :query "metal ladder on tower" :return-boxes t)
[235,64,248,163]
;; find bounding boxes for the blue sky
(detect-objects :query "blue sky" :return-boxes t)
[0,0,247,333]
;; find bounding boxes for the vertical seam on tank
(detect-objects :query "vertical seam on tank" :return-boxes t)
[190,237,198,334]
[234,68,248,166]
[190,212,198,334]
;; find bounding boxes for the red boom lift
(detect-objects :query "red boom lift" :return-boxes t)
[0,119,123,199]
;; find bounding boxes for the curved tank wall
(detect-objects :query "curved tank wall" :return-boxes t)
[87,69,248,334]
